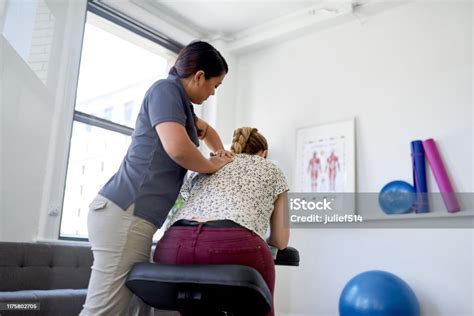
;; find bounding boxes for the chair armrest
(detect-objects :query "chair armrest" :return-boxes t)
[274,247,299,266]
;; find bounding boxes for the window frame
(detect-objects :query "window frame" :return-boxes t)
[58,1,184,242]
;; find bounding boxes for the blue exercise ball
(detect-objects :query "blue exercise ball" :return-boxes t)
[379,180,416,214]
[339,270,420,316]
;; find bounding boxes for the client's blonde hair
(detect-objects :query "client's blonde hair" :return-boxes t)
[230,127,268,155]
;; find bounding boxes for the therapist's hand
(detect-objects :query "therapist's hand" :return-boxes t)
[210,149,234,159]
[208,155,233,173]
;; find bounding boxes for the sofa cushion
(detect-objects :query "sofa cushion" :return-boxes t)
[0,289,86,316]
[0,242,93,291]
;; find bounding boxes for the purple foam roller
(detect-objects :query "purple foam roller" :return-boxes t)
[422,138,460,212]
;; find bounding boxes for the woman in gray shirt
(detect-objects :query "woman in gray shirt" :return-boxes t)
[81,41,234,316]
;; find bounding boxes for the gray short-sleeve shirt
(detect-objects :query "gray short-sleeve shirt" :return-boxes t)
[99,74,199,228]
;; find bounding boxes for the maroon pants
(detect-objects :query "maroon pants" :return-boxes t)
[154,224,276,316]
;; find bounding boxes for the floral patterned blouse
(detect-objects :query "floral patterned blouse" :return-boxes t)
[166,154,289,239]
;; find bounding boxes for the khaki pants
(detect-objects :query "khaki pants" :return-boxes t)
[79,195,157,316]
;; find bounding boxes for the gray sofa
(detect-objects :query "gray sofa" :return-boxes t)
[0,241,93,316]
[0,242,178,316]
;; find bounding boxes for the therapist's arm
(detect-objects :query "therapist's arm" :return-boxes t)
[155,122,232,173]
[267,192,290,250]
[195,118,229,154]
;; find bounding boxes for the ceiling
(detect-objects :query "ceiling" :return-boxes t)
[98,0,403,54]
[145,0,323,38]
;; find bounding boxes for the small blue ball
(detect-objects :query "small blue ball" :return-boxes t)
[379,180,416,214]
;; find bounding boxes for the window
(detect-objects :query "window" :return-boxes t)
[103,107,113,121]
[60,5,181,241]
[123,101,134,125]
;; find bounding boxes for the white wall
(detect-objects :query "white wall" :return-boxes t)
[0,0,87,241]
[230,2,473,315]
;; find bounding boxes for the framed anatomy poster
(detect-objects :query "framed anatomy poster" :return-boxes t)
[295,119,356,193]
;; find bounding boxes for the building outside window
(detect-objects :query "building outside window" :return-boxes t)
[123,101,134,125]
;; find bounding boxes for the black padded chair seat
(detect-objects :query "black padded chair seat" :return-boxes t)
[126,262,272,315]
